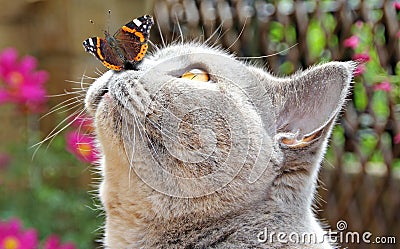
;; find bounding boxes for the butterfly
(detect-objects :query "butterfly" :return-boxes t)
[83,15,154,71]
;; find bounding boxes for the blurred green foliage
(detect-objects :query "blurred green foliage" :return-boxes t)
[266,1,399,171]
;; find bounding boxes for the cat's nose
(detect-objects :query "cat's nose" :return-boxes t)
[85,70,113,115]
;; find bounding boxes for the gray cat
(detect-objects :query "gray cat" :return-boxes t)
[85,43,354,248]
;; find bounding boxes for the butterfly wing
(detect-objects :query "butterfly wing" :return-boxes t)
[114,15,154,65]
[83,37,124,71]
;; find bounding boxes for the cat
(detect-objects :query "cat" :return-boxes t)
[85,42,355,248]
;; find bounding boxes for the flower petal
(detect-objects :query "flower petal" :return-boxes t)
[19,84,47,103]
[0,48,18,79]
[30,70,49,85]
[343,35,360,49]
[354,63,365,76]
[21,229,38,249]
[373,81,392,92]
[19,55,38,74]
[352,53,370,63]
[394,133,400,144]
[44,235,60,249]
[394,1,400,10]
[65,131,99,163]
[0,90,12,104]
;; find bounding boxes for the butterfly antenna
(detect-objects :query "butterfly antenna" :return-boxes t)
[106,9,112,35]
[89,19,103,35]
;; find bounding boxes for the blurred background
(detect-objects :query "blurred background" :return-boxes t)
[0,0,399,248]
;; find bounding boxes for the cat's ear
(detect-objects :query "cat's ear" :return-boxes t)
[271,62,355,148]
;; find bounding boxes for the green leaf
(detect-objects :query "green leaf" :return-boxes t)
[371,90,390,121]
[279,61,294,75]
[269,21,284,43]
[354,81,368,111]
[306,20,326,59]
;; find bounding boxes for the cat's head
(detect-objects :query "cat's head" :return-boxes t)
[85,43,354,220]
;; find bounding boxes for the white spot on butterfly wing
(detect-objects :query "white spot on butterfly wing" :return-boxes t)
[88,38,95,47]
[133,19,142,27]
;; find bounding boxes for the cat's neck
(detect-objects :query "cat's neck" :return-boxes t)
[99,141,323,248]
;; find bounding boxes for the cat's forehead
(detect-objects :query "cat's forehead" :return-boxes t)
[149,43,233,62]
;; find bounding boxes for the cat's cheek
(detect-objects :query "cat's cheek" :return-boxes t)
[93,106,116,147]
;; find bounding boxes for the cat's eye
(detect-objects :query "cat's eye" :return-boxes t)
[180,69,210,82]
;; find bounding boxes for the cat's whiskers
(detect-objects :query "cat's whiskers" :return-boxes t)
[211,26,231,49]
[122,104,140,188]
[32,108,87,159]
[237,43,299,60]
[40,98,83,120]
[40,85,96,121]
[129,105,168,165]
[78,74,100,81]
[174,14,184,44]
[121,111,137,188]
[65,79,92,86]
[155,17,166,48]
[204,21,224,46]
[120,103,165,189]
[45,89,87,98]
[226,17,247,51]
[148,40,160,56]
[94,68,105,77]
[69,88,91,92]
[33,71,98,159]
[142,114,219,161]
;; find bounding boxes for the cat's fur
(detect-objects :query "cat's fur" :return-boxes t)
[85,43,354,248]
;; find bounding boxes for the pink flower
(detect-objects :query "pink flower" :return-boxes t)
[44,235,76,249]
[0,47,48,113]
[69,114,95,133]
[0,218,38,249]
[354,63,365,76]
[343,35,360,49]
[66,131,99,163]
[394,133,400,144]
[355,21,364,29]
[352,53,370,63]
[393,1,400,10]
[0,153,11,170]
[373,81,392,92]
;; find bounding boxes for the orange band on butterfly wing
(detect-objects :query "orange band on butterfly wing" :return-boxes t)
[102,60,122,71]
[96,37,105,60]
[121,26,145,42]
[134,44,148,61]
